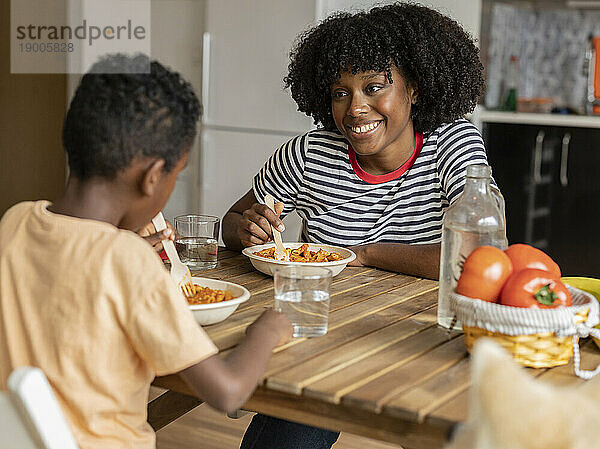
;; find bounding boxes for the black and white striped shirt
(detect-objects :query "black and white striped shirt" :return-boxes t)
[253,119,490,246]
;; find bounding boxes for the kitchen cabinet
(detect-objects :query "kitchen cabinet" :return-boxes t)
[483,122,600,277]
[548,127,600,277]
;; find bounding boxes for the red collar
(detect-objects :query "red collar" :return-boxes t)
[348,132,423,184]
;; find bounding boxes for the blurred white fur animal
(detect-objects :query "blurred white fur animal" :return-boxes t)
[446,338,600,449]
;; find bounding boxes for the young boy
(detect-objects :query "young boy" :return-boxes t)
[0,54,292,449]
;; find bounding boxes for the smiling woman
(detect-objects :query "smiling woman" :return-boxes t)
[223,2,489,279]
[222,4,493,448]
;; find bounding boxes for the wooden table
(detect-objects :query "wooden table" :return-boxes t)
[149,249,600,449]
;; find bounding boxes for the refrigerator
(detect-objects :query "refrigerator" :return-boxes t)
[196,0,317,242]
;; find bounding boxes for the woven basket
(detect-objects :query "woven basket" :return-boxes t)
[463,308,588,368]
[449,286,600,375]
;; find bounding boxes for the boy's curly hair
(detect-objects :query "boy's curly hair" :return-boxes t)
[284,2,484,134]
[63,54,200,179]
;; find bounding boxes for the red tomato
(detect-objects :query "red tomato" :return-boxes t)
[456,246,513,302]
[504,244,561,279]
[499,268,572,308]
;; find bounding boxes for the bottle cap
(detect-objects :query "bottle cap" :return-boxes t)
[466,164,491,178]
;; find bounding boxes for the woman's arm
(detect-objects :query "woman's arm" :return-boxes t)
[222,189,284,252]
[350,242,441,280]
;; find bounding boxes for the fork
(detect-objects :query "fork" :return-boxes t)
[264,194,288,261]
[151,212,195,298]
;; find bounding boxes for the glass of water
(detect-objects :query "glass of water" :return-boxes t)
[174,214,220,271]
[274,266,332,338]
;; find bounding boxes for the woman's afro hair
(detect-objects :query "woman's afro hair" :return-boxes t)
[284,2,484,134]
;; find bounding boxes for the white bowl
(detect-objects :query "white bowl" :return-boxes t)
[187,277,250,325]
[242,243,356,277]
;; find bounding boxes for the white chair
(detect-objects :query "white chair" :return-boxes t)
[0,367,79,449]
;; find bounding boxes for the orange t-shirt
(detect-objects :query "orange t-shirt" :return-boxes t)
[0,201,218,449]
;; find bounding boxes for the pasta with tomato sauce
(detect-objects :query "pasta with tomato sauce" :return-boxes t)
[253,244,343,263]
[186,285,235,305]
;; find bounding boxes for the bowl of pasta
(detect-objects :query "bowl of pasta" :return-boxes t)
[242,243,356,277]
[186,277,250,325]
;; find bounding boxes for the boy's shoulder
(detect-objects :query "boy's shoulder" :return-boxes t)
[55,219,167,295]
[1,201,36,224]
[0,201,37,245]
[89,225,161,272]
[102,230,166,287]
[109,228,158,255]
[0,200,159,269]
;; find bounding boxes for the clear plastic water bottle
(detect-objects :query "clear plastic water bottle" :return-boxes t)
[438,164,507,328]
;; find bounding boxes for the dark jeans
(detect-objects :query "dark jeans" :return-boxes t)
[240,413,340,449]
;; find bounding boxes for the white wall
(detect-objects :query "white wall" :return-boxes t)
[199,0,319,242]
[420,0,481,41]
[151,0,205,221]
[202,0,316,132]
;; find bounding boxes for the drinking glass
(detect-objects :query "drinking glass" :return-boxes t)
[174,214,220,270]
[274,266,332,337]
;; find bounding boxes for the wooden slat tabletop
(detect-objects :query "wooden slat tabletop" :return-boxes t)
[151,248,598,449]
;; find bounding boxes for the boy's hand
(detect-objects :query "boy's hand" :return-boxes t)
[238,201,285,247]
[247,309,293,346]
[138,219,175,252]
